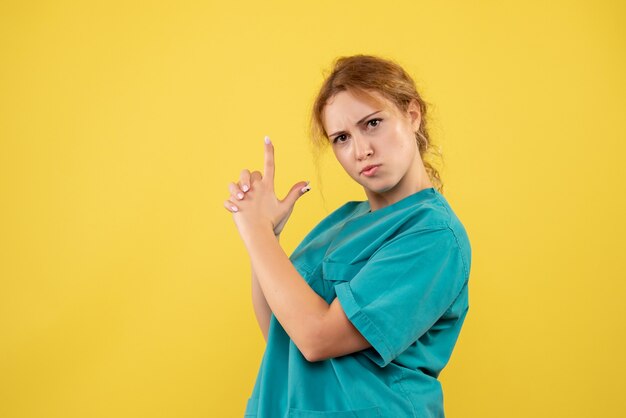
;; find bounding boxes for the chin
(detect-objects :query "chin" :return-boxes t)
[363,181,397,195]
[355,173,399,194]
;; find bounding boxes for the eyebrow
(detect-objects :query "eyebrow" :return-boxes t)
[328,110,383,138]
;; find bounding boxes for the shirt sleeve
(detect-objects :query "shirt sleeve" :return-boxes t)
[333,226,469,367]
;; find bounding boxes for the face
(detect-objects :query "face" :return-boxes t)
[322,89,424,202]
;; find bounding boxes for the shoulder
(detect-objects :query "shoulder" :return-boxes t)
[399,190,472,276]
[365,188,471,273]
[358,188,451,233]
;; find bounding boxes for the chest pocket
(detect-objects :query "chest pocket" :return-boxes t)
[321,259,366,283]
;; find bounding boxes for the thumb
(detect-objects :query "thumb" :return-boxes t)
[282,181,311,208]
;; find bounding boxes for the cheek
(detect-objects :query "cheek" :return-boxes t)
[333,148,350,169]
[394,125,416,151]
[335,150,360,176]
[393,122,410,142]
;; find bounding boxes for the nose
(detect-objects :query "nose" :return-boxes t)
[352,133,373,161]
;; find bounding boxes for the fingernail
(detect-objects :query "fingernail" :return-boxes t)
[237,192,244,199]
[242,184,249,192]
[231,206,239,212]
[301,181,311,193]
[264,135,271,144]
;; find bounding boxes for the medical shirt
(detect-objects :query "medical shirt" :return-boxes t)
[244,187,472,418]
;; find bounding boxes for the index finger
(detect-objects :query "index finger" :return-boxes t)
[263,135,275,187]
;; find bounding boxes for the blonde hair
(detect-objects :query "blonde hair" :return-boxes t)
[309,54,444,194]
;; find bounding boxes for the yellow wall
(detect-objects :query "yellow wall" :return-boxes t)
[1,1,624,417]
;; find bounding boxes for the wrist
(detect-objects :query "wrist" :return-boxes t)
[240,223,279,256]
[240,222,274,242]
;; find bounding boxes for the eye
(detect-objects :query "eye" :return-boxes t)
[332,134,348,144]
[331,119,382,144]
[367,118,382,128]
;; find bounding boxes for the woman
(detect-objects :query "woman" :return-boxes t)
[223,54,472,418]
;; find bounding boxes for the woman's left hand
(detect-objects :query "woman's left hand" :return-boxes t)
[223,136,310,237]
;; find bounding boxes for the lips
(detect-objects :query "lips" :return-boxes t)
[360,164,381,174]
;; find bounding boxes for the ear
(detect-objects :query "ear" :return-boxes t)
[406,99,421,132]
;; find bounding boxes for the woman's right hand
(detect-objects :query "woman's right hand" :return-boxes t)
[224,168,310,236]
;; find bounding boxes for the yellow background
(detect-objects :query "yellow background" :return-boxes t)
[1,1,625,417]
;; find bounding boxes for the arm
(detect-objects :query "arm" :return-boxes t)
[232,137,368,361]
[308,298,372,362]
[241,224,330,361]
[250,234,280,342]
[245,227,372,361]
[251,265,271,342]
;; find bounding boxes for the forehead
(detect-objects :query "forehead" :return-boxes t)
[322,90,394,130]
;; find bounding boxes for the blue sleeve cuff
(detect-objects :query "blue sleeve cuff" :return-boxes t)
[334,281,395,367]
